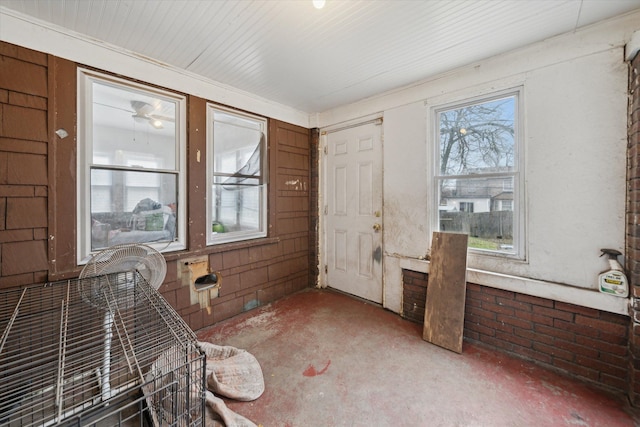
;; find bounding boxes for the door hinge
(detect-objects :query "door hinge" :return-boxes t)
[324,205,328,215]
[324,265,328,274]
[323,146,328,155]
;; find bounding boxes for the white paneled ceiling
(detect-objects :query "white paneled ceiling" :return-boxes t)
[1,0,639,113]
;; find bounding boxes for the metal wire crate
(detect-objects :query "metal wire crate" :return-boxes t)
[0,271,205,426]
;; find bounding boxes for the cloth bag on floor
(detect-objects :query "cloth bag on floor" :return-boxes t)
[205,391,257,427]
[198,341,265,401]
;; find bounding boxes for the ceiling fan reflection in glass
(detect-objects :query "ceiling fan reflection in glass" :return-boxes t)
[131,100,172,129]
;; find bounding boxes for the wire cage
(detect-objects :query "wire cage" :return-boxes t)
[0,271,205,426]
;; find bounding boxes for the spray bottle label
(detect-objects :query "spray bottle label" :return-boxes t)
[599,271,628,296]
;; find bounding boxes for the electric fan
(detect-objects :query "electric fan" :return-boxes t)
[79,243,167,401]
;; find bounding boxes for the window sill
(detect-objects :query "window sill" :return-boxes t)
[164,237,280,262]
[206,236,280,253]
[399,258,629,316]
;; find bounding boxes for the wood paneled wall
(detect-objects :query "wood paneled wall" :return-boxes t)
[0,41,313,332]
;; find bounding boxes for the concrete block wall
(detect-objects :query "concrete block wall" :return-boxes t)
[0,43,50,288]
[402,270,629,394]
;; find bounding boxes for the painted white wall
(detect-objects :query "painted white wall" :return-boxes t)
[381,103,427,311]
[321,11,640,315]
[383,103,428,260]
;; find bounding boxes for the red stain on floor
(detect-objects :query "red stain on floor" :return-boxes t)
[303,360,331,377]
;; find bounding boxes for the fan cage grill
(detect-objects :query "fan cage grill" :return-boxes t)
[0,271,205,426]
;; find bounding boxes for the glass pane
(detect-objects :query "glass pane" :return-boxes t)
[92,80,177,170]
[213,121,263,177]
[213,110,262,131]
[91,186,111,213]
[438,177,514,252]
[438,96,515,176]
[211,184,263,234]
[90,168,178,250]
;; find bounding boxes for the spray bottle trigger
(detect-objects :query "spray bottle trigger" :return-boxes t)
[600,248,622,258]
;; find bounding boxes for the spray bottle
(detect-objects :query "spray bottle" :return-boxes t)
[598,249,629,298]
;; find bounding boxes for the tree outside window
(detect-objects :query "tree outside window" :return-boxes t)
[434,90,521,255]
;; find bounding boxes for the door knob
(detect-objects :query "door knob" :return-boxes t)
[373,223,382,232]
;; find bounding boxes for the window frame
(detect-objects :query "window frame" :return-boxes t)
[459,202,474,213]
[77,68,187,263]
[429,87,525,260]
[206,104,268,246]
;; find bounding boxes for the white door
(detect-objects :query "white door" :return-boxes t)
[323,121,383,303]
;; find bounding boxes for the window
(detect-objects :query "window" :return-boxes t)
[77,69,186,262]
[499,200,513,211]
[459,202,474,213]
[207,106,267,245]
[432,89,522,256]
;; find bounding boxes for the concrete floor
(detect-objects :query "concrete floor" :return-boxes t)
[197,288,640,427]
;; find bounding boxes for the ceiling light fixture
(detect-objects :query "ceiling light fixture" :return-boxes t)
[312,0,325,9]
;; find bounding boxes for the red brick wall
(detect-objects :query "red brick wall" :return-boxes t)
[402,269,429,324]
[402,270,629,393]
[403,47,640,401]
[627,48,640,405]
[0,41,313,332]
[0,43,50,288]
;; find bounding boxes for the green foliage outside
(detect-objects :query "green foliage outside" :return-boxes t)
[468,236,500,250]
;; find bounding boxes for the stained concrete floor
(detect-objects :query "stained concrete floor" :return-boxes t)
[197,288,640,427]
